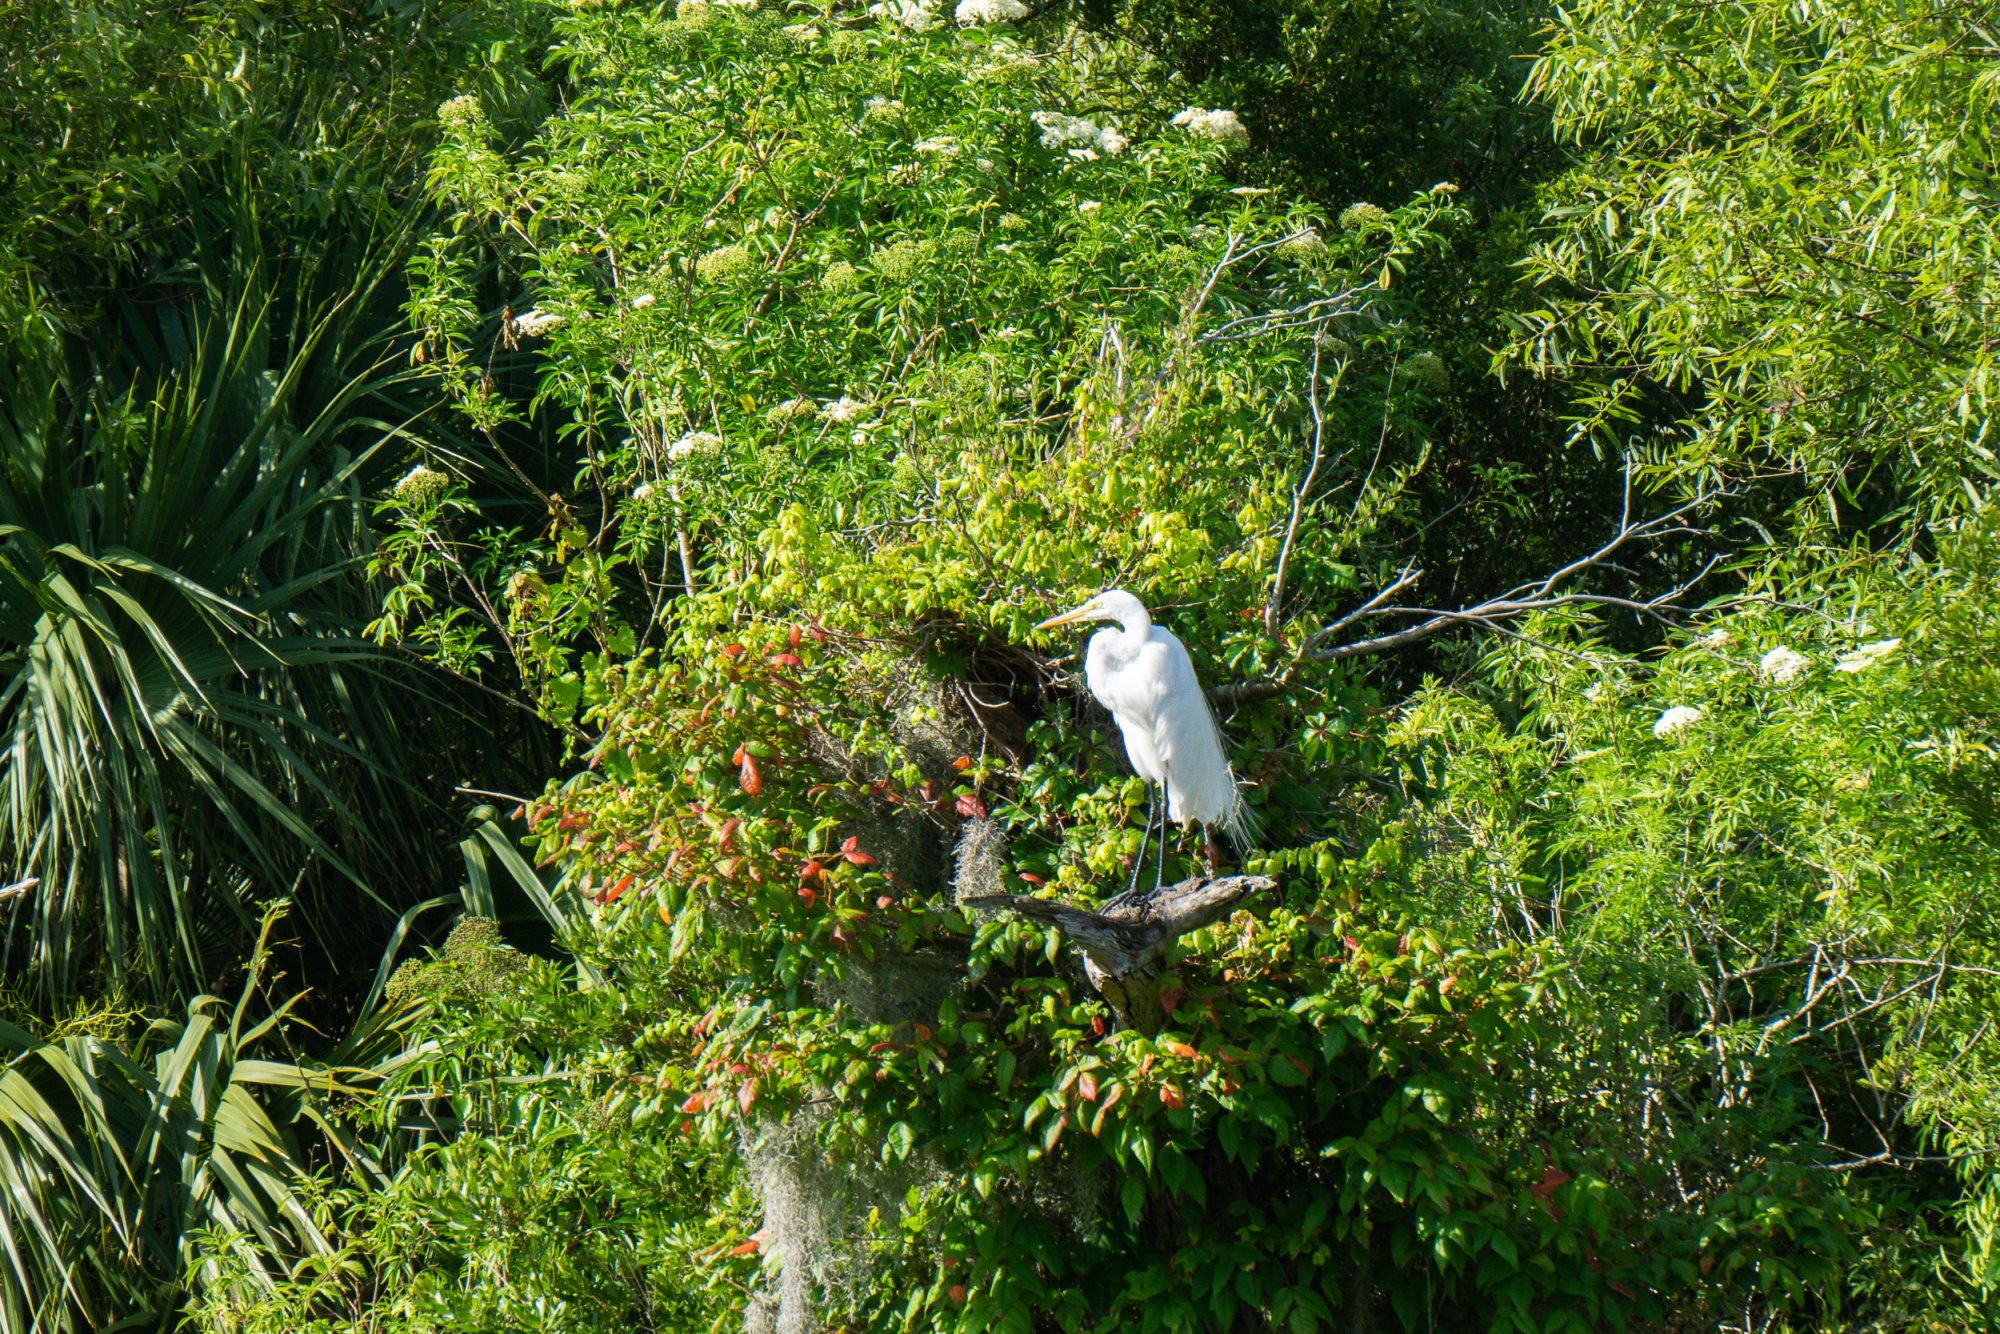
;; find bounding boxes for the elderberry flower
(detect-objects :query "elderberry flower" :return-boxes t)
[1171,106,1249,148]
[1759,645,1810,684]
[1652,705,1703,738]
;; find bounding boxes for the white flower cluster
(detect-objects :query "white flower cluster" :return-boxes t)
[1653,705,1703,738]
[1759,645,1810,684]
[630,292,656,310]
[766,397,816,425]
[914,136,959,156]
[1171,106,1250,148]
[1835,638,1901,673]
[512,308,563,337]
[821,397,868,424]
[669,430,723,460]
[696,244,754,281]
[870,0,940,31]
[632,483,656,500]
[437,95,483,128]
[1031,111,1127,160]
[955,0,1029,22]
[1697,626,1733,648]
[1077,199,1101,214]
[1275,226,1325,258]
[864,96,907,122]
[393,463,451,506]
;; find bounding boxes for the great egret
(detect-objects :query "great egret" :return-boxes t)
[1033,589,1253,893]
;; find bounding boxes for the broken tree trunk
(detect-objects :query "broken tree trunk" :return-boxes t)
[962,874,1274,1035]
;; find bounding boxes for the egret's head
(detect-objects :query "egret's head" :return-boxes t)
[1032,588,1148,633]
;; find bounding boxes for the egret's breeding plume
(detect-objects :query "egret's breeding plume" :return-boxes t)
[1033,590,1253,891]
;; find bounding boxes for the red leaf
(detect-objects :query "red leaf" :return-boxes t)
[1159,1085,1185,1109]
[739,755,764,796]
[729,1063,751,1075]
[557,811,588,832]
[948,1284,966,1305]
[1529,1166,1571,1198]
[912,1023,933,1042]
[769,652,802,668]
[1018,872,1044,887]
[604,873,635,903]
[809,622,828,643]
[717,818,741,849]
[679,1091,710,1114]
[1161,1040,1197,1058]
[737,1080,758,1113]
[1078,1072,1099,1101]
[831,925,855,949]
[723,643,747,658]
[877,894,895,909]
[1159,985,1184,1015]
[799,859,823,880]
[840,836,876,867]
[951,756,973,772]
[788,625,803,648]
[730,1237,761,1256]
[954,793,988,819]
[1091,1014,1106,1036]
[868,1041,896,1054]
[798,886,817,907]
[732,742,746,765]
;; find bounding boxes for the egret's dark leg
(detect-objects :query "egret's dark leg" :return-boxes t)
[1125,782,1158,898]
[1153,783,1169,893]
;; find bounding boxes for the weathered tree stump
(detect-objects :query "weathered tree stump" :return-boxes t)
[963,874,1274,1035]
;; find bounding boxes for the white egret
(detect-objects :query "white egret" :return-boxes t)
[1033,590,1253,893]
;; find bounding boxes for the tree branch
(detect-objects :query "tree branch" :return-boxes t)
[965,874,1273,1033]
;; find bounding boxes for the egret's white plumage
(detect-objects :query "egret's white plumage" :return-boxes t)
[1034,589,1253,849]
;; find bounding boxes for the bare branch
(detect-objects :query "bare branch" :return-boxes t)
[1300,467,1722,662]
[965,874,1273,1033]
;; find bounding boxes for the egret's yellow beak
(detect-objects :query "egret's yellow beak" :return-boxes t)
[1032,602,1097,633]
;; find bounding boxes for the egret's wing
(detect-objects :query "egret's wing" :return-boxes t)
[1146,630,1251,841]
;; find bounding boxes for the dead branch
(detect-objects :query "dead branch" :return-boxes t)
[1303,459,1719,661]
[964,874,1273,1034]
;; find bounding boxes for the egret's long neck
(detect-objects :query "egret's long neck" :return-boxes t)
[1111,604,1151,647]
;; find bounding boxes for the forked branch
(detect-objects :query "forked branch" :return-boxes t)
[965,874,1273,1034]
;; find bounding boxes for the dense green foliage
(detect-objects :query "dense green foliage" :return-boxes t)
[2,0,1998,1329]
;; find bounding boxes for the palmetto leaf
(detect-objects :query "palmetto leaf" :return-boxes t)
[0,242,453,1009]
[0,906,393,1333]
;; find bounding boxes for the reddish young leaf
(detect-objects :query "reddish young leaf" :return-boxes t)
[1159,985,1184,1016]
[1159,1085,1185,1109]
[717,818,741,848]
[730,1238,761,1256]
[948,1284,966,1305]
[737,1080,758,1113]
[797,885,817,908]
[1018,872,1044,887]
[788,625,803,648]
[1161,1040,1197,1059]
[679,1091,710,1114]
[954,793,988,819]
[951,756,973,772]
[1078,1072,1099,1101]
[723,643,747,658]
[769,652,802,668]
[831,924,855,949]
[1529,1166,1572,1197]
[1091,1015,1106,1037]
[604,873,635,903]
[839,836,876,867]
[739,754,764,795]
[799,859,824,881]
[732,742,747,765]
